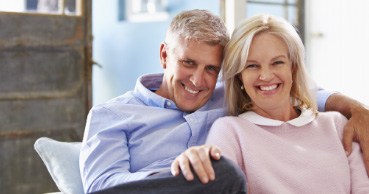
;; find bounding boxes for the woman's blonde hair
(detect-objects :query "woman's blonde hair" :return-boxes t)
[222,14,317,116]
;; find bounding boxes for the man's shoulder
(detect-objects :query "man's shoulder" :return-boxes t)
[91,91,142,113]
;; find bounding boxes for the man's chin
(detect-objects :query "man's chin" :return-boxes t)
[175,95,210,112]
[177,103,201,113]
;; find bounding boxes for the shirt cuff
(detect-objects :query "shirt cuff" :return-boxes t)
[316,89,336,112]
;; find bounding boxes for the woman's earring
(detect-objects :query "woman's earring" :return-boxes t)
[241,85,244,90]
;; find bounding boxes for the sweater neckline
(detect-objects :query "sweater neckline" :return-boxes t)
[239,108,315,127]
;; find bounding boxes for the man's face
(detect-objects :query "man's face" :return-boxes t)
[157,38,223,112]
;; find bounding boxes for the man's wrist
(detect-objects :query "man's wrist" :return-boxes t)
[350,102,369,118]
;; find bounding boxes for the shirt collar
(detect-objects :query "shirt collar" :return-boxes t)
[134,73,226,113]
[239,108,315,127]
[134,73,178,109]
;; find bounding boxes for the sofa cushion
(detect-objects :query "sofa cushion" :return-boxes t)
[34,137,84,194]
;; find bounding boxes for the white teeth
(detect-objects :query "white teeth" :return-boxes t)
[260,84,277,91]
[184,86,199,94]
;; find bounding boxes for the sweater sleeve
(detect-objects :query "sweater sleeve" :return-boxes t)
[333,113,369,193]
[206,118,246,174]
[348,141,369,193]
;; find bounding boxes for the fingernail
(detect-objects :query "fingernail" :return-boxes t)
[202,177,209,184]
[215,153,220,159]
[210,174,215,181]
[171,170,177,176]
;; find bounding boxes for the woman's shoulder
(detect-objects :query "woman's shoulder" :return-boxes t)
[212,115,256,132]
[214,115,253,124]
[317,111,348,122]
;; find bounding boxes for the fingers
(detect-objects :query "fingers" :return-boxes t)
[342,121,354,156]
[210,146,221,160]
[359,139,369,176]
[170,158,180,176]
[343,107,369,176]
[344,105,369,176]
[195,147,215,182]
[185,146,212,183]
[171,145,221,183]
[177,154,195,181]
[354,122,369,176]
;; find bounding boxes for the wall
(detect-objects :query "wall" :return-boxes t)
[92,0,219,105]
[305,0,369,105]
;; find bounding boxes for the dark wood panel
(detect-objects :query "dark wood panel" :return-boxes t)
[0,1,92,193]
[0,48,83,95]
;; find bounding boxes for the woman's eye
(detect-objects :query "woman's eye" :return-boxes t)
[246,64,258,69]
[273,61,284,65]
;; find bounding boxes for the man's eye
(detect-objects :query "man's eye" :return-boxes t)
[180,60,194,66]
[207,66,220,74]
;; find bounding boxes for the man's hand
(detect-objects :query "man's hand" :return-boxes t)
[324,93,369,175]
[171,145,221,184]
[342,104,369,175]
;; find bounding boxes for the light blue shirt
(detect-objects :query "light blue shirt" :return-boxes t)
[80,73,333,193]
[80,74,226,193]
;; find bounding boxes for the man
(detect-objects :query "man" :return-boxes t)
[80,9,369,193]
[80,9,246,194]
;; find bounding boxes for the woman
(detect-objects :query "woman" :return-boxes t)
[206,14,369,193]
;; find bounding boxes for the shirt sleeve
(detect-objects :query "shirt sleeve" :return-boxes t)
[307,76,336,112]
[316,88,336,112]
[79,106,154,193]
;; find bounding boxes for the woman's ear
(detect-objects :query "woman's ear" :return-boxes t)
[292,62,297,73]
[237,73,243,83]
[159,43,168,69]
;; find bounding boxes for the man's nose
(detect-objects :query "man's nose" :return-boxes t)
[190,68,205,87]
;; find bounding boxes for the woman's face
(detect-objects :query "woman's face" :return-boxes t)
[240,33,293,116]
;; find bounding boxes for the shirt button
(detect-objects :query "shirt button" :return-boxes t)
[167,102,172,106]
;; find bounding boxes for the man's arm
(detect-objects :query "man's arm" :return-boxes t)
[80,107,154,193]
[325,92,369,174]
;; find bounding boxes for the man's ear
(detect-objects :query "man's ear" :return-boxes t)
[160,42,168,69]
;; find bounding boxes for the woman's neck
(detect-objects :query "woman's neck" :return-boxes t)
[252,104,299,122]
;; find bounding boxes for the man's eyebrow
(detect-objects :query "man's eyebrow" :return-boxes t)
[178,57,195,62]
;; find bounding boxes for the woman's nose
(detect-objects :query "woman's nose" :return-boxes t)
[259,68,274,81]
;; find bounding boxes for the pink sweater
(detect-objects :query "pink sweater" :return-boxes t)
[206,110,369,194]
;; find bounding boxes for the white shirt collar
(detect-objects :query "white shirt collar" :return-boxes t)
[239,108,315,127]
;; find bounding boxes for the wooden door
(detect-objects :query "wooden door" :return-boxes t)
[0,0,92,193]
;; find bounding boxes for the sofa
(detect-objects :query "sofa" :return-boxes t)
[34,137,84,194]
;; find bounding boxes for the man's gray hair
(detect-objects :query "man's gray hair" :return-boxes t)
[165,9,229,47]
